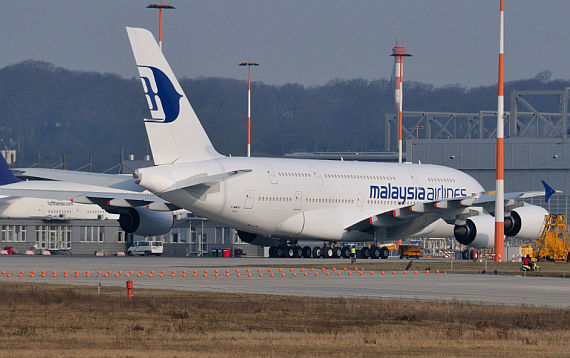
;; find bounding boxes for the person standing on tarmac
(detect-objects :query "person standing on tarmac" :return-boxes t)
[350,246,357,263]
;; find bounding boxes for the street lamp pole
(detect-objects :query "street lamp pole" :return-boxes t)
[147,4,175,50]
[239,62,259,157]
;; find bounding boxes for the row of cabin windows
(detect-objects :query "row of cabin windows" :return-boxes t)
[259,196,292,202]
[306,198,354,204]
[324,174,396,181]
[428,177,456,183]
[367,199,418,206]
[278,172,310,178]
[258,196,355,205]
[276,171,397,181]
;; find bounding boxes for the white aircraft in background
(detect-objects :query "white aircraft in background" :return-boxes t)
[0,196,115,221]
[126,27,556,259]
[0,155,176,236]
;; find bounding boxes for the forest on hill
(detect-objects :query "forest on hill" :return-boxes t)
[0,60,566,171]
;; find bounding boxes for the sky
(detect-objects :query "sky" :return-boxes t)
[2,1,569,87]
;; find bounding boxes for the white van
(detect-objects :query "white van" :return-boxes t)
[127,241,164,256]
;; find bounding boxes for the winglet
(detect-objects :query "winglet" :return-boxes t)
[541,180,556,203]
[0,153,20,185]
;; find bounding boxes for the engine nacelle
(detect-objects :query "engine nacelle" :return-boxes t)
[237,231,282,247]
[504,205,548,239]
[118,207,173,236]
[454,215,495,249]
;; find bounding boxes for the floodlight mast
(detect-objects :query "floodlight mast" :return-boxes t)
[239,62,260,157]
[147,4,175,50]
[495,0,505,262]
[390,44,412,163]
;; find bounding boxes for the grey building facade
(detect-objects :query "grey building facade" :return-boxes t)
[0,215,264,257]
[407,138,568,215]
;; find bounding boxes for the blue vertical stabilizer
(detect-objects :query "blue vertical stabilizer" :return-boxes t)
[0,154,20,185]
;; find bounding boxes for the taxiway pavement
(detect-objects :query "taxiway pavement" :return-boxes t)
[0,256,567,307]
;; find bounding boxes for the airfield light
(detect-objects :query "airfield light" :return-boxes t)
[494,0,505,262]
[390,43,412,163]
[147,4,175,50]
[239,62,260,157]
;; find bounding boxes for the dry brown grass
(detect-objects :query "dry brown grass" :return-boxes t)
[269,261,570,277]
[0,282,569,357]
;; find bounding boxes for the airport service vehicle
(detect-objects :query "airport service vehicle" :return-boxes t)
[0,155,175,237]
[398,245,422,259]
[126,27,557,258]
[127,240,163,256]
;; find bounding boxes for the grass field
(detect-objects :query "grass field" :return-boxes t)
[0,282,569,357]
[266,260,570,277]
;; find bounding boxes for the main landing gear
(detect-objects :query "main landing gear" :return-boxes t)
[268,242,389,259]
[269,244,308,258]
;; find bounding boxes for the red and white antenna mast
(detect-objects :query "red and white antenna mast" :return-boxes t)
[495,0,505,262]
[147,4,175,50]
[391,43,412,163]
[239,62,260,157]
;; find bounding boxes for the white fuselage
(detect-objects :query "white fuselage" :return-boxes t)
[136,157,485,242]
[0,197,117,220]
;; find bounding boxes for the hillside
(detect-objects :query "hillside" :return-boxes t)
[0,61,567,171]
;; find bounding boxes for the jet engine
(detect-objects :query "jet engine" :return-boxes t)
[504,205,548,239]
[237,231,282,247]
[453,215,495,249]
[118,207,173,236]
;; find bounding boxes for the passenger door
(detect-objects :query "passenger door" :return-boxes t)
[294,191,303,210]
[244,190,254,209]
[265,166,278,184]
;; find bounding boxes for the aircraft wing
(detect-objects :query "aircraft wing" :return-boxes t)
[12,167,143,191]
[0,181,179,212]
[345,181,560,234]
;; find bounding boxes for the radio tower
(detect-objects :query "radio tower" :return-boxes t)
[391,43,412,163]
[494,0,505,262]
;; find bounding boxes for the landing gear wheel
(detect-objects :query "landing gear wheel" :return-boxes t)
[312,246,322,258]
[370,247,380,259]
[332,247,342,258]
[379,247,389,259]
[341,246,351,259]
[269,246,276,258]
[276,245,287,258]
[286,247,295,258]
[294,246,303,258]
[361,247,370,259]
[322,246,333,258]
[302,246,312,258]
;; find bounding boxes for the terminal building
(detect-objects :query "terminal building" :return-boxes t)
[0,213,263,257]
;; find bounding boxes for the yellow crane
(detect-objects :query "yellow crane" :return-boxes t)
[534,214,570,262]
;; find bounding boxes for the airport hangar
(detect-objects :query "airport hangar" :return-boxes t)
[390,88,570,219]
[289,89,570,251]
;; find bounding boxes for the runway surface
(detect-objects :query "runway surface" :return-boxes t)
[0,256,568,307]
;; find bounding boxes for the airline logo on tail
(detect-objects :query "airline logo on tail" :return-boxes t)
[138,65,182,123]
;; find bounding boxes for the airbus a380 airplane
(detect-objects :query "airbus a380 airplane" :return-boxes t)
[126,27,556,259]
